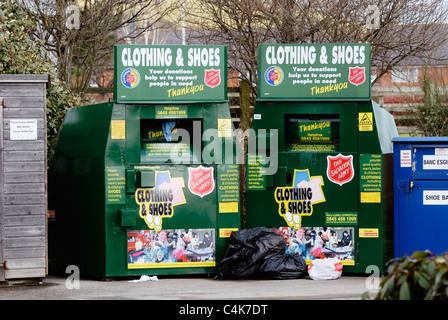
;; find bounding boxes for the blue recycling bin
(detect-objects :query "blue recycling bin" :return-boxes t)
[393,137,448,257]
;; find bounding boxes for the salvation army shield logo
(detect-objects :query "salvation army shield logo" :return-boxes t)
[348,66,366,86]
[204,69,221,88]
[121,68,140,88]
[188,166,215,198]
[326,154,354,186]
[264,66,284,86]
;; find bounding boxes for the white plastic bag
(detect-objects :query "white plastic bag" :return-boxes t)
[128,275,158,283]
[307,258,343,280]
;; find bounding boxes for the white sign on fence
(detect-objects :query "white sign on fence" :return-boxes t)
[10,119,37,140]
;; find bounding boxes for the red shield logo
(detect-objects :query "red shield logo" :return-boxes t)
[126,74,135,83]
[326,154,354,186]
[204,69,221,88]
[348,67,366,86]
[188,166,214,198]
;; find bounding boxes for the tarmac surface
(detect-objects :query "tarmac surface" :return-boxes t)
[0,273,379,300]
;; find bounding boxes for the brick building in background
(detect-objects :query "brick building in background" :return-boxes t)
[371,41,448,136]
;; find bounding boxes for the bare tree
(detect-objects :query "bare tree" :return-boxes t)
[185,0,272,98]
[186,0,448,95]
[23,0,180,97]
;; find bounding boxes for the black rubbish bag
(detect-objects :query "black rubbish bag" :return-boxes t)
[259,253,307,280]
[215,227,306,280]
[215,227,285,279]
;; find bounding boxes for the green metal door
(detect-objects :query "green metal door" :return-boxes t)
[247,102,361,270]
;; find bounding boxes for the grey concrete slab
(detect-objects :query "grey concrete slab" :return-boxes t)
[0,274,379,300]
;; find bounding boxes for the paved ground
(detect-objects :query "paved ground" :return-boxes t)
[0,273,379,300]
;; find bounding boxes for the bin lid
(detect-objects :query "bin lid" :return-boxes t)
[373,100,399,154]
[392,137,448,144]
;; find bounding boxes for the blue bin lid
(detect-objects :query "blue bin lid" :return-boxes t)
[392,137,448,143]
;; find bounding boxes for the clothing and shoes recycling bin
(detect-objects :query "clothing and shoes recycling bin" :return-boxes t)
[49,45,240,278]
[246,43,398,273]
[393,137,448,257]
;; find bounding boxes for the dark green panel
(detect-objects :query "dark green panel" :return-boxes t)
[50,103,114,277]
[246,100,395,273]
[50,100,240,278]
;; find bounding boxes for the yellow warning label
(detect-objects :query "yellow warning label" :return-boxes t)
[219,201,239,213]
[359,228,379,238]
[218,119,232,137]
[111,120,126,139]
[219,228,239,238]
[360,192,381,203]
[359,112,373,131]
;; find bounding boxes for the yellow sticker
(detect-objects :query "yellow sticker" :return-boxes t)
[359,228,379,238]
[219,201,239,213]
[360,192,381,203]
[218,119,232,137]
[111,120,126,139]
[359,112,373,131]
[128,261,215,269]
[219,228,239,238]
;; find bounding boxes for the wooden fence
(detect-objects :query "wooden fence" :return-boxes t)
[0,74,49,283]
